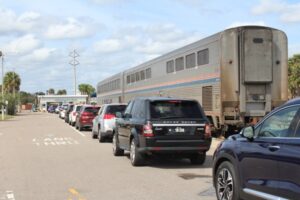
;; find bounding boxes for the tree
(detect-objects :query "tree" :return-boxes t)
[35,91,45,96]
[57,89,67,95]
[48,88,55,95]
[288,54,300,98]
[3,71,21,94]
[78,84,95,96]
[20,91,36,104]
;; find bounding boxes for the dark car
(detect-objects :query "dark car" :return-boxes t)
[75,105,100,131]
[113,97,212,166]
[47,105,57,113]
[64,104,74,123]
[213,98,300,200]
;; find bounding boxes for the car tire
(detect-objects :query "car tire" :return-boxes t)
[112,133,124,156]
[91,129,97,139]
[78,123,83,131]
[130,138,144,166]
[190,152,206,165]
[215,161,240,200]
[98,129,105,142]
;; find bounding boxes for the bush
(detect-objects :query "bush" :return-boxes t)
[0,94,18,115]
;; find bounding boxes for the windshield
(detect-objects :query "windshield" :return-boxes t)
[106,105,127,114]
[150,100,204,119]
[84,107,100,113]
[76,106,82,111]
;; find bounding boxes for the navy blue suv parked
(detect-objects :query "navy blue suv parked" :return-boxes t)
[213,98,300,200]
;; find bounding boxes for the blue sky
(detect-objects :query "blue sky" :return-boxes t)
[0,0,299,94]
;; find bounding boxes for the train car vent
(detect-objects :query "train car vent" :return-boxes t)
[202,86,213,111]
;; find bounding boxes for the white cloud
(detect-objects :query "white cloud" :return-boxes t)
[252,0,300,22]
[93,23,202,55]
[227,21,266,29]
[0,9,41,33]
[94,39,123,53]
[21,47,56,62]
[3,34,41,54]
[44,18,95,40]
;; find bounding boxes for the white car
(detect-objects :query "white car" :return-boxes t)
[69,105,82,126]
[59,104,68,119]
[92,103,127,142]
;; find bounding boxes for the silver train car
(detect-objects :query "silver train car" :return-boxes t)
[96,26,288,134]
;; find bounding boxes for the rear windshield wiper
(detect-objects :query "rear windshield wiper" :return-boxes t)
[156,116,187,119]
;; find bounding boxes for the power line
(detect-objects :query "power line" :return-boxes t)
[69,50,80,95]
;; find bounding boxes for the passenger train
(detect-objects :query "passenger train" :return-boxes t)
[96,26,288,135]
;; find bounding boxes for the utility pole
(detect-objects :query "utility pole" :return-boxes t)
[69,50,79,95]
[0,51,4,120]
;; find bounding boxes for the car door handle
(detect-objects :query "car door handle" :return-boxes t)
[268,145,280,152]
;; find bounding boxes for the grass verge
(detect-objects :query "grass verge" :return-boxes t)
[0,115,14,121]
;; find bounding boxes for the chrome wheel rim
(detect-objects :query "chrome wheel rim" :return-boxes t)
[130,140,135,163]
[217,168,233,200]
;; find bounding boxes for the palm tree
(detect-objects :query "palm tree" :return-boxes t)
[3,71,21,95]
[78,84,95,96]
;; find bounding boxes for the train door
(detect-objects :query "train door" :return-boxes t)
[240,28,273,120]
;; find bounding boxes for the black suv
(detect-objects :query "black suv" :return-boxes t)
[113,97,212,166]
[213,97,300,200]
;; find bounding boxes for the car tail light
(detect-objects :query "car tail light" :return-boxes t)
[205,123,212,139]
[104,114,116,119]
[143,122,154,137]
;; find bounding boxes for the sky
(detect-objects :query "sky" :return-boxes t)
[0,0,299,94]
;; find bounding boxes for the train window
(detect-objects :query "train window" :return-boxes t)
[186,53,196,69]
[127,75,130,84]
[166,60,174,73]
[197,48,209,65]
[146,68,151,79]
[130,74,136,83]
[135,72,140,82]
[253,38,263,43]
[175,57,184,71]
[140,70,145,80]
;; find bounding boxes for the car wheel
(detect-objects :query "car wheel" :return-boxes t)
[112,133,124,156]
[130,139,144,166]
[98,129,105,142]
[91,128,97,139]
[190,152,206,165]
[78,123,83,131]
[215,161,240,200]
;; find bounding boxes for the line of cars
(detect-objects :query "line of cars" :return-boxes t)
[54,97,300,200]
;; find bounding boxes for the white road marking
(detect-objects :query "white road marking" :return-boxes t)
[71,127,86,137]
[32,136,79,146]
[0,191,15,200]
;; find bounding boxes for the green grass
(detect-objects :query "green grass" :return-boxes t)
[0,115,14,121]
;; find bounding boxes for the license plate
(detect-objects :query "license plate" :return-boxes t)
[175,127,185,133]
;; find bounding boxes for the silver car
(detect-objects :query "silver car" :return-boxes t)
[92,103,127,142]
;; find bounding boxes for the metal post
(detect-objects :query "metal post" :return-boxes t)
[69,50,79,95]
[1,52,4,120]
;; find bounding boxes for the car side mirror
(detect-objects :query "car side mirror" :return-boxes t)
[242,126,255,140]
[116,112,123,118]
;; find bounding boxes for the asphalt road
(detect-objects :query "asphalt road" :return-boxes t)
[0,111,220,200]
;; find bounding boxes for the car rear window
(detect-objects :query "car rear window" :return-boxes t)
[84,107,100,113]
[150,100,203,119]
[106,105,127,114]
[76,106,82,111]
